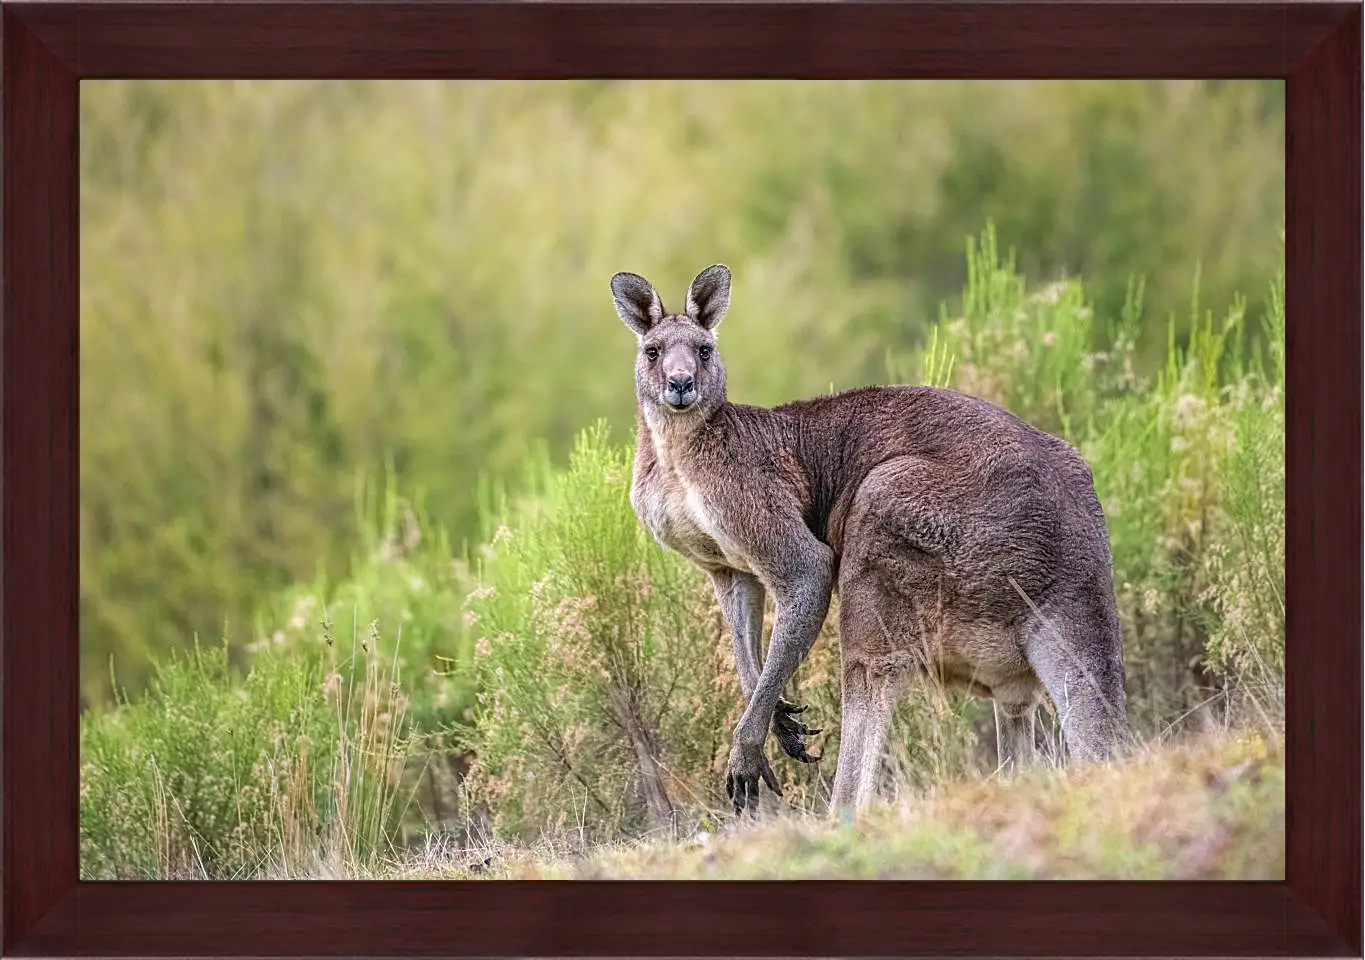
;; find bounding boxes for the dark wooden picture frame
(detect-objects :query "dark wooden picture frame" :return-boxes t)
[3,2,1360,957]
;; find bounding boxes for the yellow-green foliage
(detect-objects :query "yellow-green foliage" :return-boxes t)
[250,471,478,735]
[460,424,733,841]
[80,80,1283,706]
[78,80,1285,875]
[81,632,413,878]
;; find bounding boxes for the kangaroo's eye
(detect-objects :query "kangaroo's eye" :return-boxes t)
[698,346,713,361]
[644,346,660,362]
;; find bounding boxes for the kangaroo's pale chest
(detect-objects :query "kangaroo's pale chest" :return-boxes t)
[632,439,752,574]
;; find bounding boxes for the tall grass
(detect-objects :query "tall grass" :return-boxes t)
[253,469,479,735]
[82,609,417,879]
[457,425,732,842]
[1198,269,1285,713]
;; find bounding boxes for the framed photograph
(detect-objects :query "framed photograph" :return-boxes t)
[4,2,1360,957]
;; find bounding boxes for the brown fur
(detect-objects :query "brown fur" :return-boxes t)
[611,265,1128,816]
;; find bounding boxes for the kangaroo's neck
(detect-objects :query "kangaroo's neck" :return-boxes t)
[634,400,797,482]
[635,401,731,472]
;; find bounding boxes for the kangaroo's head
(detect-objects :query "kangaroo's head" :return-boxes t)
[611,264,731,422]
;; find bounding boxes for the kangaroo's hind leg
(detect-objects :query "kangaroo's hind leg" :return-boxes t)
[993,698,1038,771]
[987,666,1045,771]
[830,456,950,814]
[1022,590,1128,763]
[829,577,915,815]
[830,658,909,814]
[829,658,870,813]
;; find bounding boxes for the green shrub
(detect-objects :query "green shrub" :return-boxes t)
[252,469,478,736]
[457,424,991,844]
[1199,270,1285,707]
[459,424,732,841]
[81,629,413,879]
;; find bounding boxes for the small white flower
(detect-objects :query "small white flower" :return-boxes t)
[1172,393,1205,429]
[1030,281,1066,306]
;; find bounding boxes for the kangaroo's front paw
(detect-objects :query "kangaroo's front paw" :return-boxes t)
[724,739,780,818]
[772,699,822,763]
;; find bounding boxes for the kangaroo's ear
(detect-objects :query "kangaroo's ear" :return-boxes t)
[685,264,731,331]
[611,272,665,337]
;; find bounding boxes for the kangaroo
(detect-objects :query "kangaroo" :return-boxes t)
[611,264,1128,817]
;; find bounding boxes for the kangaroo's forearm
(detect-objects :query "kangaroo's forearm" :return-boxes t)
[711,568,766,697]
[734,550,833,745]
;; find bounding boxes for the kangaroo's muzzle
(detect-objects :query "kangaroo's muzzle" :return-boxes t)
[665,374,697,410]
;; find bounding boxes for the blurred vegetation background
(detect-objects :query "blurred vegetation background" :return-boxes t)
[81,80,1284,709]
[80,80,1286,878]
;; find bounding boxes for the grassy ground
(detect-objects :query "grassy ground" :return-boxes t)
[378,730,1282,881]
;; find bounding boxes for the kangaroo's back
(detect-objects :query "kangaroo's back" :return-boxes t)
[772,385,1108,580]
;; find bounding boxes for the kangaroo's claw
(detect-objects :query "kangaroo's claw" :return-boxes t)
[773,699,822,763]
[725,740,780,818]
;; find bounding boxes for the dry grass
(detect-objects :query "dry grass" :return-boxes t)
[376,729,1282,881]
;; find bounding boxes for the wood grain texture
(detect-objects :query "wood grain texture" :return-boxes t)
[1286,4,1364,955]
[0,6,79,956]
[1,1,1360,957]
[10,1,1357,79]
[14,880,1356,958]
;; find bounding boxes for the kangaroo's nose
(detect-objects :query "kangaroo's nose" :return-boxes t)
[667,374,695,394]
